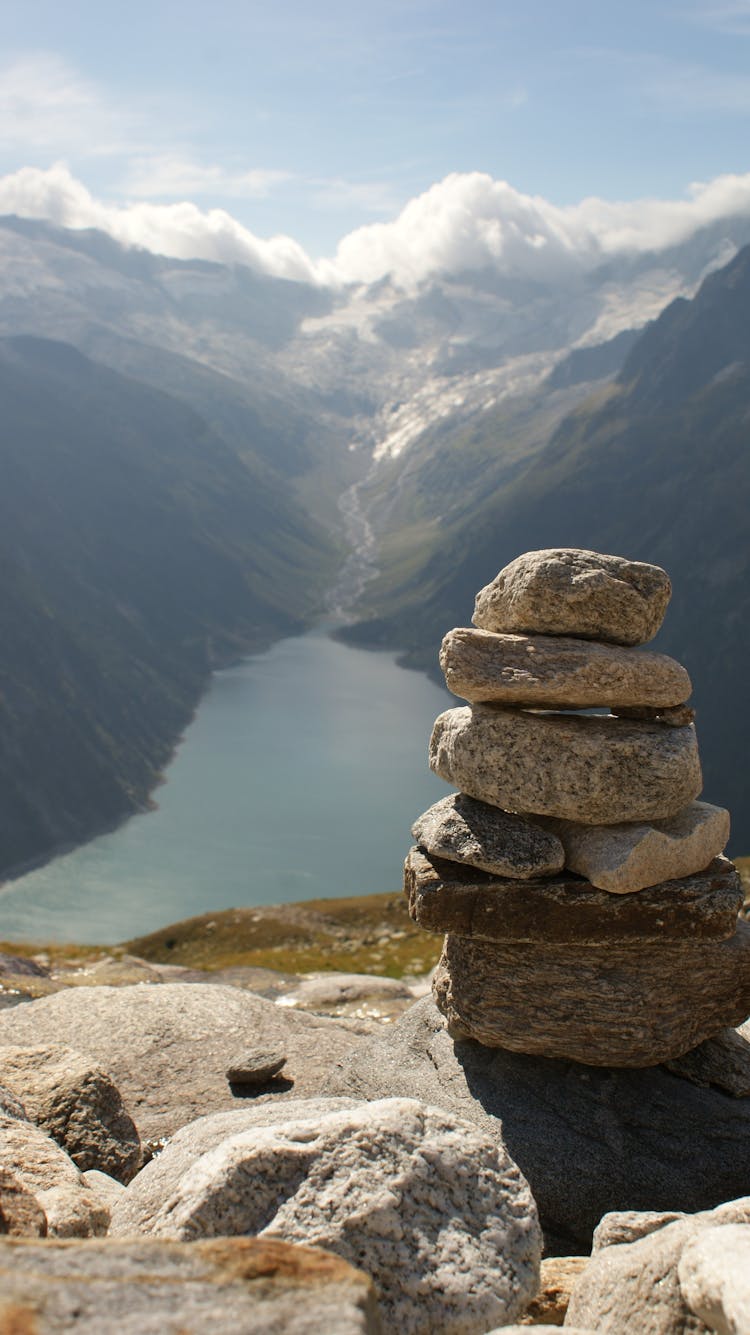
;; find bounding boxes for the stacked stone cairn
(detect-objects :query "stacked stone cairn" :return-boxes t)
[406,548,750,1066]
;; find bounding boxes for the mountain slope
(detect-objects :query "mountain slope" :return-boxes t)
[0,336,339,876]
[344,246,750,848]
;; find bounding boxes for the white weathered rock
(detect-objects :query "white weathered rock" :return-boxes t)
[0,1043,141,1183]
[566,1197,750,1334]
[411,794,564,878]
[0,1237,382,1334]
[430,705,703,824]
[678,1223,750,1335]
[473,549,672,645]
[440,627,690,707]
[111,1096,541,1335]
[0,1115,108,1237]
[0,984,365,1140]
[279,974,413,1009]
[540,801,730,893]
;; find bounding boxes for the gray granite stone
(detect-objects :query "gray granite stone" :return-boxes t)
[678,1223,750,1335]
[411,794,564,879]
[472,549,672,645]
[430,705,703,824]
[404,849,743,944]
[440,627,690,707]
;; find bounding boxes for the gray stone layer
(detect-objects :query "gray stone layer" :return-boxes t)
[566,1198,750,1334]
[112,1097,541,1335]
[411,794,564,879]
[0,1237,383,1334]
[405,849,743,944]
[430,705,703,824]
[540,801,730,894]
[472,549,671,645]
[440,627,690,707]
[432,921,750,1065]
[0,984,365,1140]
[324,998,750,1255]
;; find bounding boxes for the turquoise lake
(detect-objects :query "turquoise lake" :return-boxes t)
[0,631,453,944]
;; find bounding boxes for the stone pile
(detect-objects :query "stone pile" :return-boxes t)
[407,548,750,1066]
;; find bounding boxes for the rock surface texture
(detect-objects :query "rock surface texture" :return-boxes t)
[678,1222,750,1335]
[112,1095,541,1335]
[429,705,702,824]
[472,548,672,644]
[0,1236,383,1334]
[411,794,564,879]
[440,627,690,707]
[325,998,750,1253]
[0,1115,108,1237]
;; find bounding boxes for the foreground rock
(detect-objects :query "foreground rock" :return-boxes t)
[0,1165,47,1236]
[440,628,690,707]
[566,1197,750,1333]
[0,984,365,1140]
[405,849,743,944]
[432,923,750,1065]
[679,1222,750,1334]
[411,794,564,879]
[111,1095,541,1335]
[0,1043,141,1182]
[429,705,702,824]
[540,801,730,894]
[472,549,672,645]
[0,1115,108,1237]
[0,1236,382,1334]
[665,1021,750,1096]
[325,998,750,1252]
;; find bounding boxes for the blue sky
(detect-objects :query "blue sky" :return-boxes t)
[1,0,750,269]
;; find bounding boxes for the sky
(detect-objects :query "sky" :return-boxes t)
[1,0,750,283]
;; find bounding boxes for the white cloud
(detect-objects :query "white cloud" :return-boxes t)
[2,163,750,291]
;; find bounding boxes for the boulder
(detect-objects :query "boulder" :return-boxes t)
[0,1115,108,1237]
[566,1198,750,1334]
[0,1043,141,1183]
[279,974,414,1009]
[0,984,365,1141]
[111,1096,541,1335]
[472,549,671,645]
[439,627,690,707]
[324,998,750,1253]
[0,1166,47,1236]
[678,1223,750,1335]
[429,705,702,824]
[432,923,750,1065]
[405,849,742,945]
[540,802,730,894]
[665,1021,750,1096]
[0,1237,382,1334]
[411,795,564,879]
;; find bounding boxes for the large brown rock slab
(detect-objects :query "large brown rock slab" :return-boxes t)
[325,998,750,1255]
[429,705,702,824]
[472,549,671,645]
[440,627,690,708]
[405,849,743,944]
[411,794,564,879]
[432,921,750,1065]
[111,1096,541,1335]
[540,801,730,893]
[0,985,365,1141]
[0,1236,382,1333]
[0,1043,141,1183]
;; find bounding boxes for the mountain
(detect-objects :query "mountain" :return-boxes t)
[0,336,338,877]
[343,245,750,849]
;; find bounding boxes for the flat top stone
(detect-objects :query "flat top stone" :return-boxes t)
[404,849,743,945]
[472,549,671,645]
[440,628,691,708]
[411,794,564,879]
[225,1048,287,1085]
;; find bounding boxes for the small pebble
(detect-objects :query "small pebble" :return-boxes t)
[226,1048,287,1086]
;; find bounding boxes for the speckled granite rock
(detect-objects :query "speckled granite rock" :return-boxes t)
[566,1198,750,1334]
[0,1043,141,1183]
[678,1223,750,1335]
[0,1237,383,1334]
[0,1166,47,1236]
[613,702,696,726]
[112,1096,541,1335]
[432,922,750,1065]
[472,549,671,645]
[411,795,564,879]
[404,850,743,945]
[440,627,690,707]
[430,706,702,824]
[540,801,730,893]
[0,1115,108,1237]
